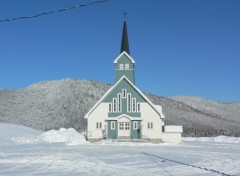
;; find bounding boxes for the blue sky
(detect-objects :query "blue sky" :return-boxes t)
[0,0,239,102]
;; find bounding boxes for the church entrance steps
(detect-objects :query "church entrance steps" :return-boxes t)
[118,136,131,139]
[113,138,149,143]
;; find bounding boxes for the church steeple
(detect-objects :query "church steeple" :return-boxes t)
[114,18,135,84]
[120,19,130,55]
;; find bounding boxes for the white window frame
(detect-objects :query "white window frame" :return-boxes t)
[125,64,129,70]
[119,64,124,70]
[113,98,117,112]
[117,93,122,112]
[132,98,136,112]
[133,121,138,130]
[96,122,102,129]
[109,103,112,112]
[122,89,126,98]
[147,122,153,129]
[111,121,115,130]
[127,93,131,112]
[137,103,140,112]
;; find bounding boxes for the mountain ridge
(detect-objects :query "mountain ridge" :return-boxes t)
[0,79,239,137]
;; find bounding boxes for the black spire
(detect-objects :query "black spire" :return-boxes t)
[120,19,130,55]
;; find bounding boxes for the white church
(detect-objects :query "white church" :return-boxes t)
[84,19,182,143]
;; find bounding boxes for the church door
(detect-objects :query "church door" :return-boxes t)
[118,116,131,138]
[118,122,130,138]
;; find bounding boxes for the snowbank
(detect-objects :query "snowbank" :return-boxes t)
[41,128,89,145]
[0,123,88,146]
[1,123,240,147]
[0,123,42,144]
[183,136,240,143]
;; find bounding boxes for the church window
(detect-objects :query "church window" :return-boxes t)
[125,64,129,69]
[118,93,121,112]
[122,89,126,98]
[137,103,140,112]
[132,98,136,112]
[109,103,112,112]
[148,122,153,129]
[111,121,115,130]
[133,121,138,130]
[113,98,117,112]
[127,93,131,112]
[125,123,130,130]
[119,64,124,70]
[96,122,102,129]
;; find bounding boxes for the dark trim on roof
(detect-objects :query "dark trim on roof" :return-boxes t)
[120,20,130,55]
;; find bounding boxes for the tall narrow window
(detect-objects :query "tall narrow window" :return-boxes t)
[125,64,129,70]
[113,98,117,112]
[133,121,138,130]
[122,89,126,98]
[109,103,112,112]
[96,122,102,129]
[147,122,153,129]
[118,93,121,112]
[137,103,140,112]
[111,121,115,130]
[127,93,131,112]
[132,98,136,112]
[119,64,124,70]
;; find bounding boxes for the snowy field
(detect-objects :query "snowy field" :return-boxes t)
[0,123,240,176]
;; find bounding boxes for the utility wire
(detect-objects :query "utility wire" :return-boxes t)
[0,0,109,23]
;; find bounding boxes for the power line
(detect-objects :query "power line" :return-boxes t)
[0,0,109,23]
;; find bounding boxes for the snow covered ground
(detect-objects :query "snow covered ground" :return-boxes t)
[0,123,240,176]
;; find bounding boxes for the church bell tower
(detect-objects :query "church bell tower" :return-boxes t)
[114,19,135,84]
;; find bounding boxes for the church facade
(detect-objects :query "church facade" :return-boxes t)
[84,20,182,143]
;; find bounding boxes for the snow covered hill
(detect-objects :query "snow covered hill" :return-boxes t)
[0,123,240,176]
[0,79,240,136]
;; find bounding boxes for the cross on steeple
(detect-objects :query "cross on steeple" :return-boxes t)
[120,15,130,54]
[123,11,127,21]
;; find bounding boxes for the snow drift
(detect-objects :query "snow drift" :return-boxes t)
[183,136,240,143]
[0,123,88,146]
[41,128,88,145]
[1,123,240,175]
